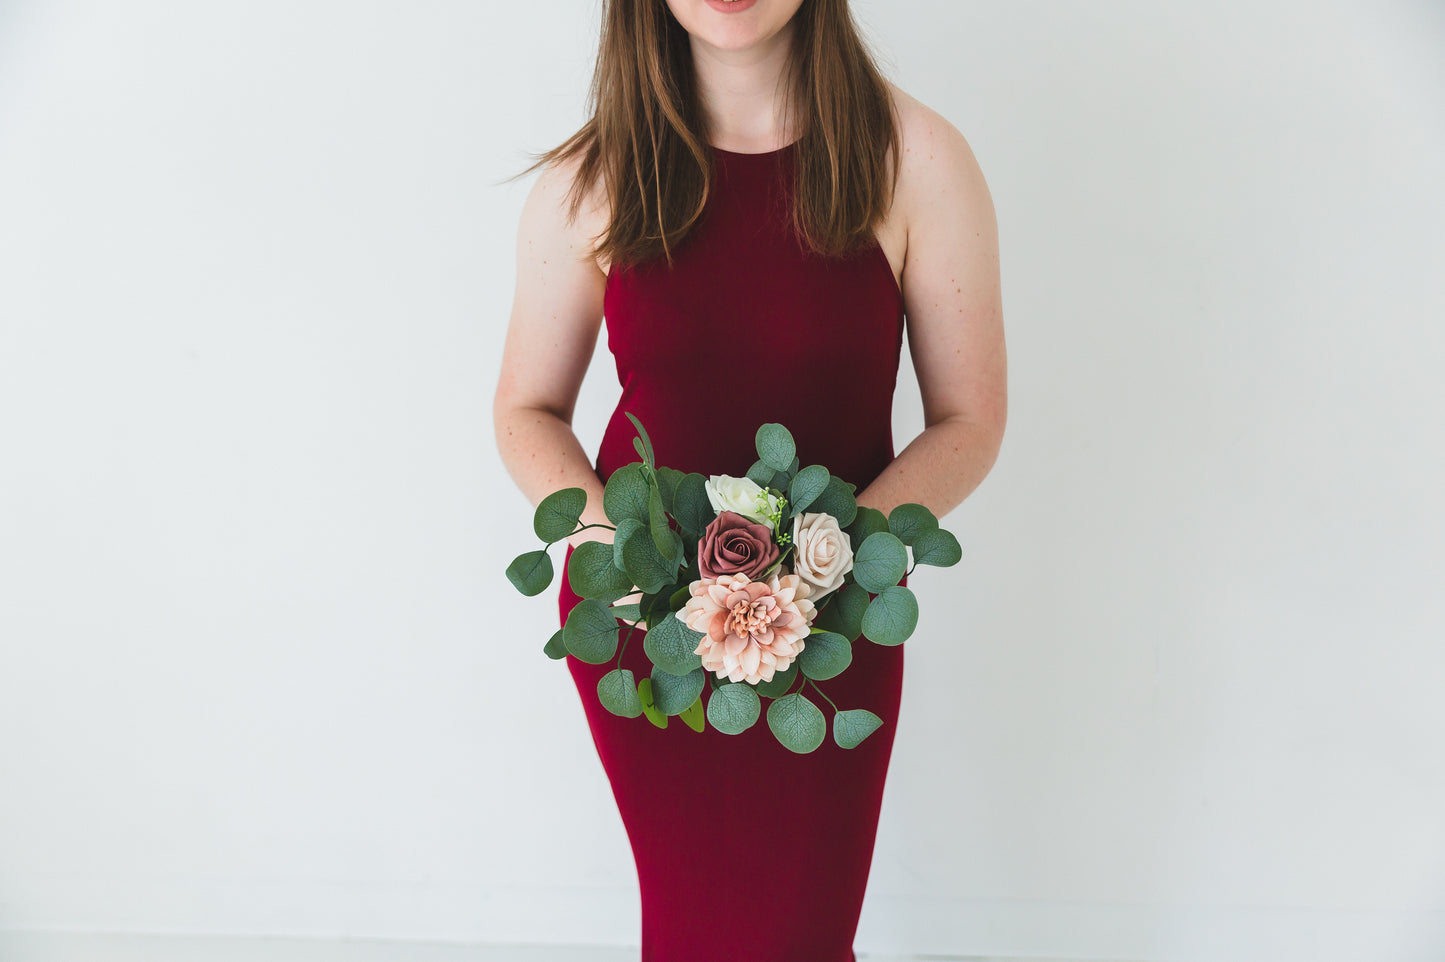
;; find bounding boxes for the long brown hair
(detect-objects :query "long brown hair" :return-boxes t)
[507,0,901,270]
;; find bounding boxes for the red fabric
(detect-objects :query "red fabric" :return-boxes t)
[557,143,908,962]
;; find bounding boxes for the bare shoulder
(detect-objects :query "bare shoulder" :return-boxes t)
[882,80,996,249]
[523,149,612,278]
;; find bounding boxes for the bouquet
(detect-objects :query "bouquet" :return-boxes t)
[506,414,962,753]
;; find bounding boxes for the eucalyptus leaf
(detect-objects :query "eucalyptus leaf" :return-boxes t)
[651,666,705,716]
[814,582,868,642]
[607,601,643,623]
[534,487,587,543]
[637,677,668,729]
[620,525,675,594]
[787,465,830,516]
[755,423,796,471]
[806,475,858,528]
[562,599,620,664]
[611,517,646,572]
[797,629,853,681]
[911,527,963,567]
[643,609,705,675]
[767,692,826,754]
[887,503,939,546]
[845,506,889,550]
[706,682,761,735]
[598,669,643,718]
[754,662,799,698]
[542,628,568,660]
[860,585,919,646]
[833,708,884,749]
[602,463,651,526]
[655,466,685,515]
[672,473,714,537]
[566,540,635,602]
[647,484,671,557]
[852,531,908,592]
[506,549,553,596]
[746,458,774,487]
[624,411,656,468]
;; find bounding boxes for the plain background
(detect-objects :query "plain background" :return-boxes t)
[1,1,1443,960]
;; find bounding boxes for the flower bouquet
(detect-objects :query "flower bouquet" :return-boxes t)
[506,413,962,753]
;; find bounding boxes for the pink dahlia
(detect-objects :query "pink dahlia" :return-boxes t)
[675,569,817,685]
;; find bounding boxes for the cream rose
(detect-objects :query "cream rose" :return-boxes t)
[704,474,782,530]
[790,511,854,599]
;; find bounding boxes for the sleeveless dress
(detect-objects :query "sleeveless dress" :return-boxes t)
[557,141,908,962]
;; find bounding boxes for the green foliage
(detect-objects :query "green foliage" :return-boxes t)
[911,527,963,567]
[845,506,889,551]
[566,540,635,603]
[671,473,713,537]
[767,692,826,754]
[655,466,685,515]
[746,458,773,487]
[625,411,656,468]
[852,531,908,592]
[506,549,553,596]
[797,629,853,681]
[679,695,705,732]
[636,677,668,729]
[534,487,587,543]
[618,522,675,593]
[787,464,830,516]
[887,502,939,546]
[563,599,621,664]
[602,463,651,526]
[754,662,799,698]
[860,585,918,646]
[755,423,796,471]
[643,610,705,675]
[807,475,858,528]
[598,669,643,718]
[833,708,883,749]
[706,682,761,734]
[814,582,868,642]
[650,665,705,716]
[542,628,567,660]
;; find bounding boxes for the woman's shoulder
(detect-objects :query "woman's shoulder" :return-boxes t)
[528,149,613,277]
[882,80,994,247]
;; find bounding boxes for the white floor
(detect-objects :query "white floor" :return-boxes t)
[0,931,1099,962]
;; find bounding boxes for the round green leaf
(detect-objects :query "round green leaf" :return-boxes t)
[506,549,553,596]
[833,708,884,749]
[911,527,963,567]
[562,598,620,664]
[636,677,668,729]
[767,692,826,754]
[814,582,869,642]
[598,669,643,718]
[845,506,889,550]
[754,662,799,698]
[534,487,587,543]
[787,464,830,516]
[755,423,796,471]
[706,682,761,734]
[797,629,853,681]
[746,458,774,487]
[643,610,705,675]
[620,524,674,594]
[807,475,858,528]
[887,502,939,546]
[672,473,713,537]
[655,466,685,515]
[852,531,908,592]
[602,463,651,526]
[860,585,918,646]
[542,628,567,660]
[566,539,635,602]
[650,665,705,716]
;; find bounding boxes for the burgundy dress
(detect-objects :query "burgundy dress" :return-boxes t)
[557,141,908,962]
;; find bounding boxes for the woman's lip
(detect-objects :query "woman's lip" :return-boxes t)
[705,0,758,12]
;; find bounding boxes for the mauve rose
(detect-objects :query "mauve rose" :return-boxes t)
[697,510,780,580]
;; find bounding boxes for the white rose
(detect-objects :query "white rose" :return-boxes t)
[790,511,854,599]
[704,474,781,529]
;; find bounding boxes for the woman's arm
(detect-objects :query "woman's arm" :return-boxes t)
[492,155,615,551]
[857,92,1007,521]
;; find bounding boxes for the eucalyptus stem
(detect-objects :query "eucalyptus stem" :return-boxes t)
[615,620,639,669]
[807,678,838,712]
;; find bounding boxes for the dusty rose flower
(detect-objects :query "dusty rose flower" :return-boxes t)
[790,511,854,599]
[676,569,817,685]
[697,510,780,580]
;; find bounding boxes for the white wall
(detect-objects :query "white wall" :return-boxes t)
[1,1,1442,960]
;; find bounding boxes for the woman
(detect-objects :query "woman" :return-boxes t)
[494,1,1005,958]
